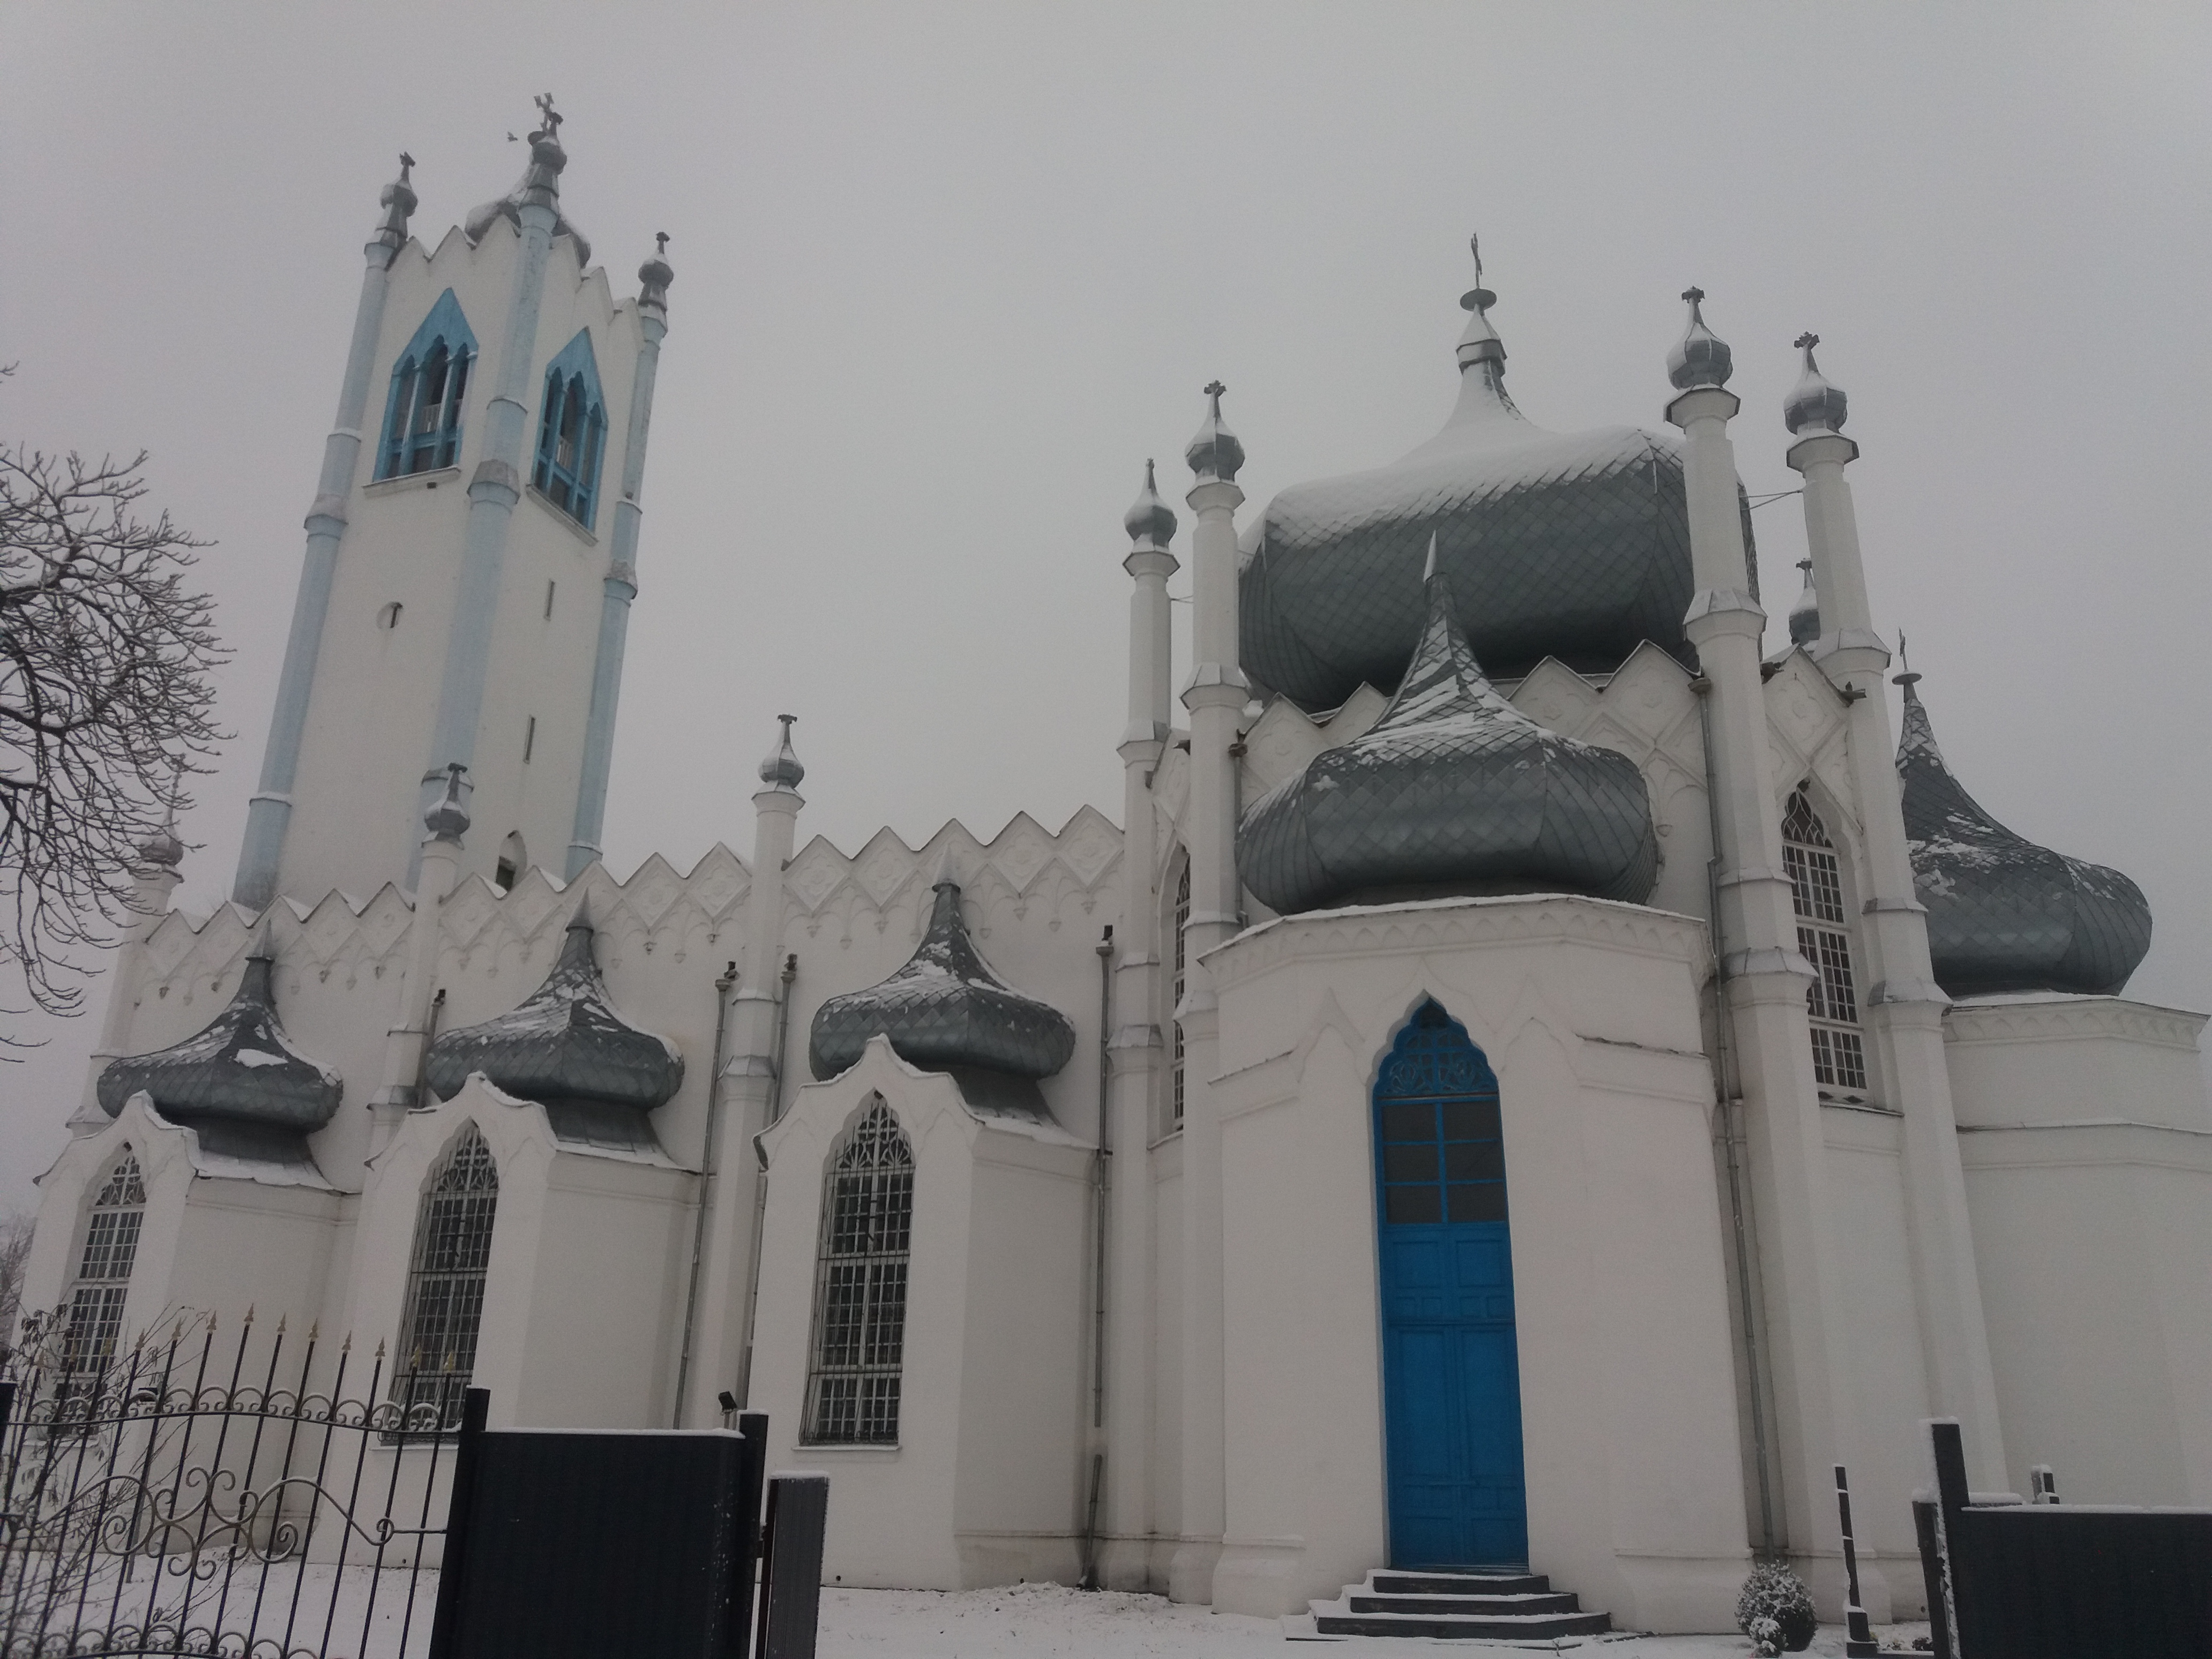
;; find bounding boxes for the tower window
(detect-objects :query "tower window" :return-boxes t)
[543,580,556,619]
[530,330,608,532]
[804,1098,913,1445]
[523,716,537,765]
[1782,788,1868,1093]
[376,290,478,481]
[62,1153,145,1392]
[393,1125,498,1430]
[495,832,526,893]
[377,601,403,631]
[1171,860,1190,1126]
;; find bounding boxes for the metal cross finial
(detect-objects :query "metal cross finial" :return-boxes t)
[1203,379,1226,400]
[778,713,797,734]
[1795,331,1820,353]
[1683,285,1705,305]
[1897,632,1910,674]
[399,151,415,172]
[656,231,670,255]
[1469,233,1483,285]
[534,92,562,136]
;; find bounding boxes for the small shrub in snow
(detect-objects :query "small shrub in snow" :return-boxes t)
[1748,1615,1784,1657]
[1736,1563,1817,1654]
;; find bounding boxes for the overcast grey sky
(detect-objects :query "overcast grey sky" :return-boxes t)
[5,2,2208,1210]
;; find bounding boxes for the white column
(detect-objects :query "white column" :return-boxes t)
[685,720,803,1425]
[1789,403,2007,1489]
[1172,387,1244,1604]
[1671,357,1866,1593]
[74,842,184,1129]
[1102,464,1177,1588]
[234,161,415,908]
[368,765,469,1149]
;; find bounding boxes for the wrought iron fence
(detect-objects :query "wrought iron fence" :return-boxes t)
[1,1311,466,1658]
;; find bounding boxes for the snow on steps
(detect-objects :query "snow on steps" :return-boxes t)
[1306,1568,1612,1641]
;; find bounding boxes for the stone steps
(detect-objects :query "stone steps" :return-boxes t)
[1312,1568,1612,1641]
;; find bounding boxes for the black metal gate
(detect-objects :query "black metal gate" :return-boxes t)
[1,1313,464,1657]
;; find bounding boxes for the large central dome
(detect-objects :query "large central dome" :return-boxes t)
[1239,252,1755,709]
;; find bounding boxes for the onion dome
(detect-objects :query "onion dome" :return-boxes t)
[639,231,674,313]
[1240,240,1756,709]
[424,909,684,1147]
[423,762,470,843]
[1668,286,1733,391]
[1787,559,1821,649]
[1784,333,1849,435]
[1896,671,2151,997]
[137,820,185,872]
[1124,459,1178,550]
[97,951,342,1153]
[810,873,1078,1111]
[373,152,418,257]
[1239,547,1659,914]
[1185,382,1245,485]
[465,96,591,267]
[758,714,804,789]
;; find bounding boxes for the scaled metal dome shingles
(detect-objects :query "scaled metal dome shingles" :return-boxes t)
[1897,678,2151,998]
[1239,563,1659,915]
[97,952,342,1160]
[424,913,684,1147]
[1239,357,1757,711]
[810,878,1077,1087]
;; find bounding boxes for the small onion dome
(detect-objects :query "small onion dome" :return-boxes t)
[1787,559,1821,648]
[1124,458,1178,550]
[137,821,185,871]
[1184,382,1245,485]
[423,762,471,843]
[465,101,591,267]
[1667,286,1733,391]
[98,952,341,1135]
[1239,561,1659,915]
[424,911,685,1130]
[1897,674,2151,997]
[375,152,418,253]
[639,231,674,312]
[810,877,1078,1087]
[1784,332,1849,435]
[758,714,804,789]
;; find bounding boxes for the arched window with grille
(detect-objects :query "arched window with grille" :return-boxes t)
[531,330,608,530]
[803,1098,914,1445]
[393,1124,499,1426]
[1783,787,1869,1094]
[62,1152,145,1389]
[1171,858,1191,1126]
[377,290,477,480]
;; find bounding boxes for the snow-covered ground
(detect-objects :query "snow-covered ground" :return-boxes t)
[816,1582,1934,1658]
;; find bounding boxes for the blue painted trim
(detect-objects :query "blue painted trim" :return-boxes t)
[376,290,479,481]
[531,328,608,531]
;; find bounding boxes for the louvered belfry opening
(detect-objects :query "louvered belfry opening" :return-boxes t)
[804,1098,915,1445]
[1783,788,1869,1093]
[393,1125,500,1426]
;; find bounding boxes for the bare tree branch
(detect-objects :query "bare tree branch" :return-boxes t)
[1,397,228,1040]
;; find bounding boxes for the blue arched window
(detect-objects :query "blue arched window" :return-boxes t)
[378,290,477,480]
[532,330,608,531]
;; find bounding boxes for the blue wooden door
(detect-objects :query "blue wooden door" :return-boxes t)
[1374,1000,1528,1568]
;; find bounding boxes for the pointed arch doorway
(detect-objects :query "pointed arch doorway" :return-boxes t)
[1373,999,1529,1568]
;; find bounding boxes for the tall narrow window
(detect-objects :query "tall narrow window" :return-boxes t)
[804,1100,914,1445]
[530,330,608,530]
[393,1125,499,1429]
[1783,788,1869,1093]
[376,290,477,480]
[1171,861,1191,1125]
[62,1153,145,1391]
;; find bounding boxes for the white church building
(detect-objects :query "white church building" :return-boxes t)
[20,108,2212,1634]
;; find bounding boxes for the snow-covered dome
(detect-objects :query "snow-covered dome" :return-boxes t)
[1238,556,1659,915]
[1897,675,2151,998]
[97,951,341,1137]
[810,876,1077,1095]
[424,912,684,1138]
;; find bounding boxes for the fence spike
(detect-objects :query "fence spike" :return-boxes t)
[342,1332,354,1355]
[373,1337,386,1361]
[309,1320,320,1342]
[243,1304,257,1327]
[275,1312,287,1335]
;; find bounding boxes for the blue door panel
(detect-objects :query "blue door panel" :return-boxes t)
[1375,1001,1528,1569]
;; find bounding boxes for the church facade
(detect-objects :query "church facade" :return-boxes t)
[20,112,2212,1634]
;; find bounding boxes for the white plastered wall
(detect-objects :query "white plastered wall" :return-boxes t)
[750,1040,1093,1591]
[1199,894,1751,1631]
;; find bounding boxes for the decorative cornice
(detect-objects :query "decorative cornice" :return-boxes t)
[1944,993,2207,1053]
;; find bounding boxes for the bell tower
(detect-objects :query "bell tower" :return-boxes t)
[231,101,670,908]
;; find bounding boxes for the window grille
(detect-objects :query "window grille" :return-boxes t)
[393,1125,499,1429]
[1171,861,1190,1125]
[803,1100,914,1445]
[1783,788,1869,1092]
[62,1154,145,1389]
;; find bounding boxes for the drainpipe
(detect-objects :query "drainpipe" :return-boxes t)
[1694,673,1778,1555]
[1080,924,1114,1589]
[737,952,798,1408]
[673,959,739,1428]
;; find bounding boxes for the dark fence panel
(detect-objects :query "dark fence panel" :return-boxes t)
[756,1473,828,1659]
[1922,1418,2212,1659]
[430,1396,767,1659]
